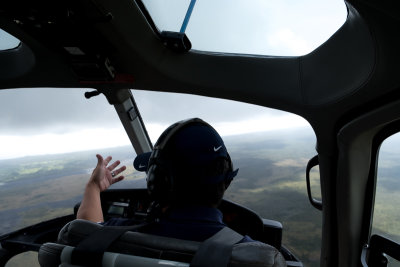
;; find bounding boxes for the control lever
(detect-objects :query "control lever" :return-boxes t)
[84,90,100,99]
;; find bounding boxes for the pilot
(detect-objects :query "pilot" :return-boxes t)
[77,118,250,242]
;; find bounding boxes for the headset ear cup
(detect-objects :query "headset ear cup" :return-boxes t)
[147,162,173,201]
[224,179,231,189]
[146,164,157,197]
[224,153,234,189]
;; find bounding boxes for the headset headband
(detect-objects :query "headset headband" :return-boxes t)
[154,118,211,149]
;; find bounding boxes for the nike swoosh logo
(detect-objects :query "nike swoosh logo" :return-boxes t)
[139,164,146,168]
[214,146,222,152]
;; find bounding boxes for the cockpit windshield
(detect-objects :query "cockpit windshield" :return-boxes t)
[132,90,321,266]
[1,88,320,266]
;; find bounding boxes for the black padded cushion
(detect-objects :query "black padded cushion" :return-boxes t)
[38,243,64,267]
[58,219,200,262]
[55,219,286,266]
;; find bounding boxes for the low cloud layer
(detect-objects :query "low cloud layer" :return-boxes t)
[0,88,290,136]
[0,88,119,135]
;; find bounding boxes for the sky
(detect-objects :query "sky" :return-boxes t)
[0,1,347,160]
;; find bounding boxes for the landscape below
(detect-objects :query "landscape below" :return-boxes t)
[1,129,399,267]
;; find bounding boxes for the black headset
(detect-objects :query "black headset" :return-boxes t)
[146,118,235,202]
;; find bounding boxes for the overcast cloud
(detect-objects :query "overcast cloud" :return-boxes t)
[0,88,118,135]
[0,88,291,135]
[133,90,286,123]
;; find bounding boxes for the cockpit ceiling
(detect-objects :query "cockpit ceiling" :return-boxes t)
[0,0,400,122]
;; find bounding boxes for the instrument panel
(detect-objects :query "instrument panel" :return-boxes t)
[96,188,282,250]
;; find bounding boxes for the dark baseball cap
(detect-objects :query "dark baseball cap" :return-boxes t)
[133,119,238,184]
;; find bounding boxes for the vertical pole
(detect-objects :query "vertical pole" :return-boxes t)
[180,0,197,33]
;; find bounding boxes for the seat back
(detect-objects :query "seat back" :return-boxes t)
[39,243,190,267]
[38,219,286,267]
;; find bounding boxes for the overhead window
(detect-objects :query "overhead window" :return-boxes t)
[140,0,347,56]
[0,29,20,50]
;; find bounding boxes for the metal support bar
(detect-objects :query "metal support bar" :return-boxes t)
[113,94,152,155]
[97,88,152,156]
[180,0,196,33]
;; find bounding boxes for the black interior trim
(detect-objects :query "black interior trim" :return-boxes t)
[133,0,161,38]
[368,235,400,266]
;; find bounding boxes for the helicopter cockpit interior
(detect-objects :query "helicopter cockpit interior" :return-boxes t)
[1,0,400,266]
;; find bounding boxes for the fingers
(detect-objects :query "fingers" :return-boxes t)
[107,159,126,177]
[112,176,124,185]
[104,155,112,165]
[107,159,121,171]
[97,154,113,168]
[96,154,126,179]
[117,165,127,174]
[96,154,104,166]
[111,165,126,185]
[111,165,126,177]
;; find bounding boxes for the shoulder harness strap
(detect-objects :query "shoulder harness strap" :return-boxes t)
[190,227,243,267]
[71,223,149,267]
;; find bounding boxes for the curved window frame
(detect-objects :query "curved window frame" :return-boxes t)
[362,122,400,243]
[361,120,400,265]
[0,29,20,51]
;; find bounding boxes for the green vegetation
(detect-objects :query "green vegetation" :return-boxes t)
[224,130,322,267]
[372,178,400,241]
[5,252,40,267]
[0,146,139,233]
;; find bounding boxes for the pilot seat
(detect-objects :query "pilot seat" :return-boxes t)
[38,219,286,267]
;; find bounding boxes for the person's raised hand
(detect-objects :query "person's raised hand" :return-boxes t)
[88,154,126,192]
